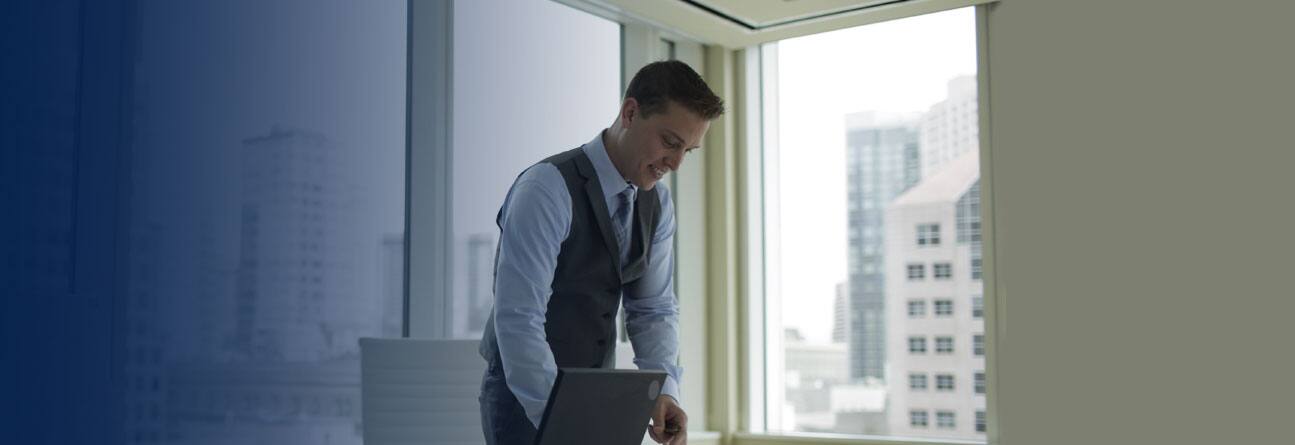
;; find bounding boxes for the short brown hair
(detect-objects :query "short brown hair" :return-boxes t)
[624,60,725,121]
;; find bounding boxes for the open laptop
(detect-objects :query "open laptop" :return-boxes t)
[534,368,668,445]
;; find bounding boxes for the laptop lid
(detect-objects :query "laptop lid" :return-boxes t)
[534,368,667,445]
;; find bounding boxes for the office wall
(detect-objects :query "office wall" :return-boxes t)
[983,1,1294,444]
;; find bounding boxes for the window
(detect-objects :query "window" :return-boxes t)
[971,258,982,280]
[976,410,987,433]
[975,371,986,394]
[909,336,928,354]
[936,374,955,391]
[909,373,928,390]
[972,295,984,319]
[908,263,926,280]
[908,300,927,317]
[448,0,620,339]
[917,223,941,246]
[118,1,408,443]
[936,336,954,354]
[934,262,953,279]
[974,334,985,356]
[760,6,983,440]
[910,410,929,428]
[934,299,954,316]
[937,411,956,429]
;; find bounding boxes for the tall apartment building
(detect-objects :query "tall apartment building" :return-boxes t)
[883,152,984,440]
[832,281,849,344]
[844,111,922,381]
[236,127,367,362]
[458,233,498,338]
[918,76,979,177]
[379,234,405,338]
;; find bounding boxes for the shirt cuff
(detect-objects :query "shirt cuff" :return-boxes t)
[660,375,681,404]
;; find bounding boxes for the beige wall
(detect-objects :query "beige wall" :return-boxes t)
[983,1,1295,444]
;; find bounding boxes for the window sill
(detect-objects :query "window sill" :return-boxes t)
[732,431,986,445]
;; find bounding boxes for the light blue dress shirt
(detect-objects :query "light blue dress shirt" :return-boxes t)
[492,131,682,428]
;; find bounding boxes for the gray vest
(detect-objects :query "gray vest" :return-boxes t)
[480,147,661,369]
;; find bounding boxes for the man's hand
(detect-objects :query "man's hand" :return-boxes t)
[648,394,687,445]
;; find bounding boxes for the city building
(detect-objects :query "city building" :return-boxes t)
[883,151,984,439]
[918,76,979,178]
[236,127,369,361]
[844,111,922,381]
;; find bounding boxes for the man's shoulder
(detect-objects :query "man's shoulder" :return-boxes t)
[513,162,566,195]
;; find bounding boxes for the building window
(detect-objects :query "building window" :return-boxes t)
[908,300,926,317]
[971,258,982,280]
[936,336,954,354]
[934,299,953,316]
[972,295,983,319]
[909,373,928,390]
[910,410,929,428]
[975,371,986,394]
[907,263,926,280]
[936,374,955,391]
[976,410,986,433]
[917,223,941,246]
[933,262,952,279]
[936,410,956,429]
[909,336,927,354]
[973,334,984,356]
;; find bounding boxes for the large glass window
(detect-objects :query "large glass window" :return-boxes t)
[122,1,407,443]
[762,7,985,440]
[449,0,620,339]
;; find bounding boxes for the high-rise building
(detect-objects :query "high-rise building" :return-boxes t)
[883,151,984,440]
[379,234,405,337]
[844,111,921,381]
[918,76,979,177]
[832,281,849,344]
[458,233,497,338]
[236,127,366,362]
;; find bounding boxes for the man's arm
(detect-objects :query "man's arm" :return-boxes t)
[623,184,682,402]
[492,164,571,428]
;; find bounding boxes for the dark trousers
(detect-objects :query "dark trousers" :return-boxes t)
[479,355,538,445]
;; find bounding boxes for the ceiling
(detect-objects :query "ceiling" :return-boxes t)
[555,0,992,48]
[685,0,900,30]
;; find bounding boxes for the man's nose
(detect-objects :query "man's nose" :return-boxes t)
[664,152,684,171]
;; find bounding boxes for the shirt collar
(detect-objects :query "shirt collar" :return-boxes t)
[582,130,638,201]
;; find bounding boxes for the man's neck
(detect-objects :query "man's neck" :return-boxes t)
[600,127,632,183]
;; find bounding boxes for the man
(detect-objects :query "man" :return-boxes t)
[478,60,724,445]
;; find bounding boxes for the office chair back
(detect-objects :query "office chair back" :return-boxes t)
[360,338,486,445]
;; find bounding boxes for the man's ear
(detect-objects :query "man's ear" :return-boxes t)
[620,98,638,128]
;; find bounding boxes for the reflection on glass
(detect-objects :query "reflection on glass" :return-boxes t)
[765,7,985,441]
[120,1,407,443]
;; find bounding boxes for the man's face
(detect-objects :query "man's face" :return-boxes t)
[619,100,711,190]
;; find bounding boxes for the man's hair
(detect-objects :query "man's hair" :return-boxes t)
[624,60,725,121]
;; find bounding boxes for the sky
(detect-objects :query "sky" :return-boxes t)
[771,7,979,344]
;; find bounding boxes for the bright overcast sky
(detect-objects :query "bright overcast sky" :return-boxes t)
[772,7,978,344]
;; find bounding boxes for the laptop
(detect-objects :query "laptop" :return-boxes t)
[534,368,668,445]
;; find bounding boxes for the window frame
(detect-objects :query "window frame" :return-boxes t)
[733,3,1001,444]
